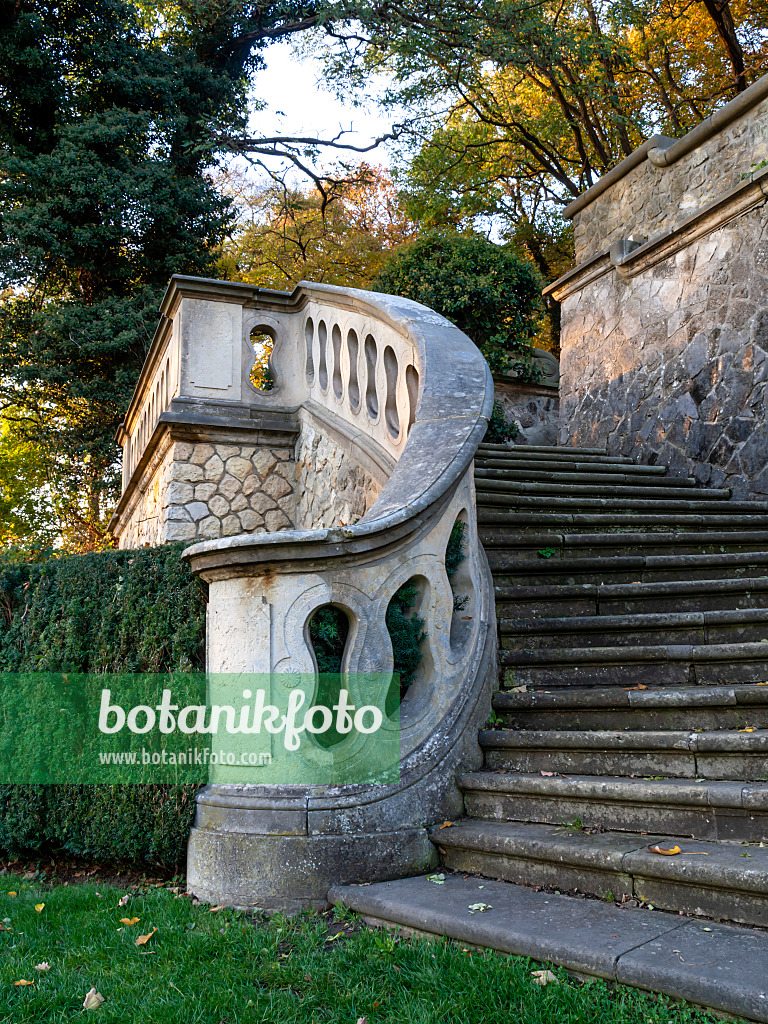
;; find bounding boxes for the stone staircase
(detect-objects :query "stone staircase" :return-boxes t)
[432,441,768,929]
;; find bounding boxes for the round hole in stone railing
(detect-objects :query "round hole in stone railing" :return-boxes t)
[385,575,430,717]
[307,603,351,749]
[318,320,328,392]
[405,364,419,434]
[347,329,360,411]
[446,512,475,651]
[249,327,275,391]
[364,334,378,419]
[305,317,315,384]
[332,324,343,400]
[383,345,400,439]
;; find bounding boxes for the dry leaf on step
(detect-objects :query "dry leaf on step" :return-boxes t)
[83,988,105,1009]
[648,845,681,856]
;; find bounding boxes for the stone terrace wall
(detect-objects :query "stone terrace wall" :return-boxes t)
[118,440,296,547]
[553,77,768,497]
[296,423,382,529]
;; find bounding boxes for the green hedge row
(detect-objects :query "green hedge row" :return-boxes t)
[0,544,206,868]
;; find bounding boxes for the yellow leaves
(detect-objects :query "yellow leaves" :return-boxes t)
[648,845,681,855]
[438,821,454,829]
[83,988,105,1010]
[120,917,139,926]
[740,726,756,733]
[34,903,44,913]
[135,927,157,947]
[7,891,16,897]
[13,979,34,987]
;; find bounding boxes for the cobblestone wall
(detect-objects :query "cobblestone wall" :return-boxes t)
[118,440,296,547]
[295,423,382,529]
[493,379,559,446]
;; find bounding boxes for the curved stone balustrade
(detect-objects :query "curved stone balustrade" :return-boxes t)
[111,274,497,910]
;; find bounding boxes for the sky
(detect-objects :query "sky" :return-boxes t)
[243,40,397,178]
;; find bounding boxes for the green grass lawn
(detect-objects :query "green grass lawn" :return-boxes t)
[0,874,731,1024]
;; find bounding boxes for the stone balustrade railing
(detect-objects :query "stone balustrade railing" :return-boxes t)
[111,274,497,910]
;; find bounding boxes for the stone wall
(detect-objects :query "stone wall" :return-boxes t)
[572,95,768,261]
[295,422,382,529]
[554,76,768,497]
[118,439,296,547]
[493,378,559,446]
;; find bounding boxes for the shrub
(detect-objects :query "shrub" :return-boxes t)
[484,401,519,444]
[0,544,206,868]
[373,231,542,379]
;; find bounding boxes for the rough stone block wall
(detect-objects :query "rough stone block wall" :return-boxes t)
[493,380,559,446]
[559,85,768,498]
[560,209,768,495]
[295,424,382,529]
[119,440,296,547]
[573,95,768,261]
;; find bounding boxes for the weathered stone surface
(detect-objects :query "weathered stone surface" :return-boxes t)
[296,423,381,529]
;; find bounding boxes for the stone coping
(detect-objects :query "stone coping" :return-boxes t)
[563,71,768,219]
[545,163,768,301]
[182,278,494,574]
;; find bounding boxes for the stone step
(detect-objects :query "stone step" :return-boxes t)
[477,442,610,456]
[482,530,768,560]
[489,549,768,587]
[476,491,768,514]
[499,640,768,688]
[476,457,668,476]
[431,820,768,928]
[494,577,768,619]
[499,608,768,650]
[330,873,768,1022]
[494,684,768,732]
[475,467,690,487]
[479,727,768,780]
[477,478,727,500]
[458,770,768,841]
[477,510,768,533]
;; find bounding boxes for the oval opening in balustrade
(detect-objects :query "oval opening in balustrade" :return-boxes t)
[305,317,315,384]
[385,576,429,717]
[446,512,475,650]
[364,334,378,419]
[249,327,275,391]
[332,324,343,399]
[318,320,328,392]
[347,330,360,411]
[383,345,400,439]
[405,364,419,434]
[308,603,350,748]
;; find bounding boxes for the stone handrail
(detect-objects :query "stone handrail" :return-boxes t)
[112,274,497,910]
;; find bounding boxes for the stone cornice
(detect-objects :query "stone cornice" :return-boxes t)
[563,72,768,220]
[546,166,768,302]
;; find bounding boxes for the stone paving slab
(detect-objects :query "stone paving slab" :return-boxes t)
[330,873,768,1021]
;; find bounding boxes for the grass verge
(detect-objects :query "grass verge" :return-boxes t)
[0,875,732,1023]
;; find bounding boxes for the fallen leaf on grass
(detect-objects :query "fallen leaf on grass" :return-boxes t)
[208,905,225,913]
[34,903,44,913]
[7,891,16,897]
[468,903,492,914]
[426,874,445,884]
[118,895,130,907]
[438,821,453,829]
[13,979,34,987]
[120,917,139,926]
[135,927,157,946]
[531,970,559,986]
[83,988,105,1009]
[33,963,50,972]
[648,845,681,856]
[356,1018,368,1024]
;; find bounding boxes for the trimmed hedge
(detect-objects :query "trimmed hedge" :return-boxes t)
[0,545,206,868]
